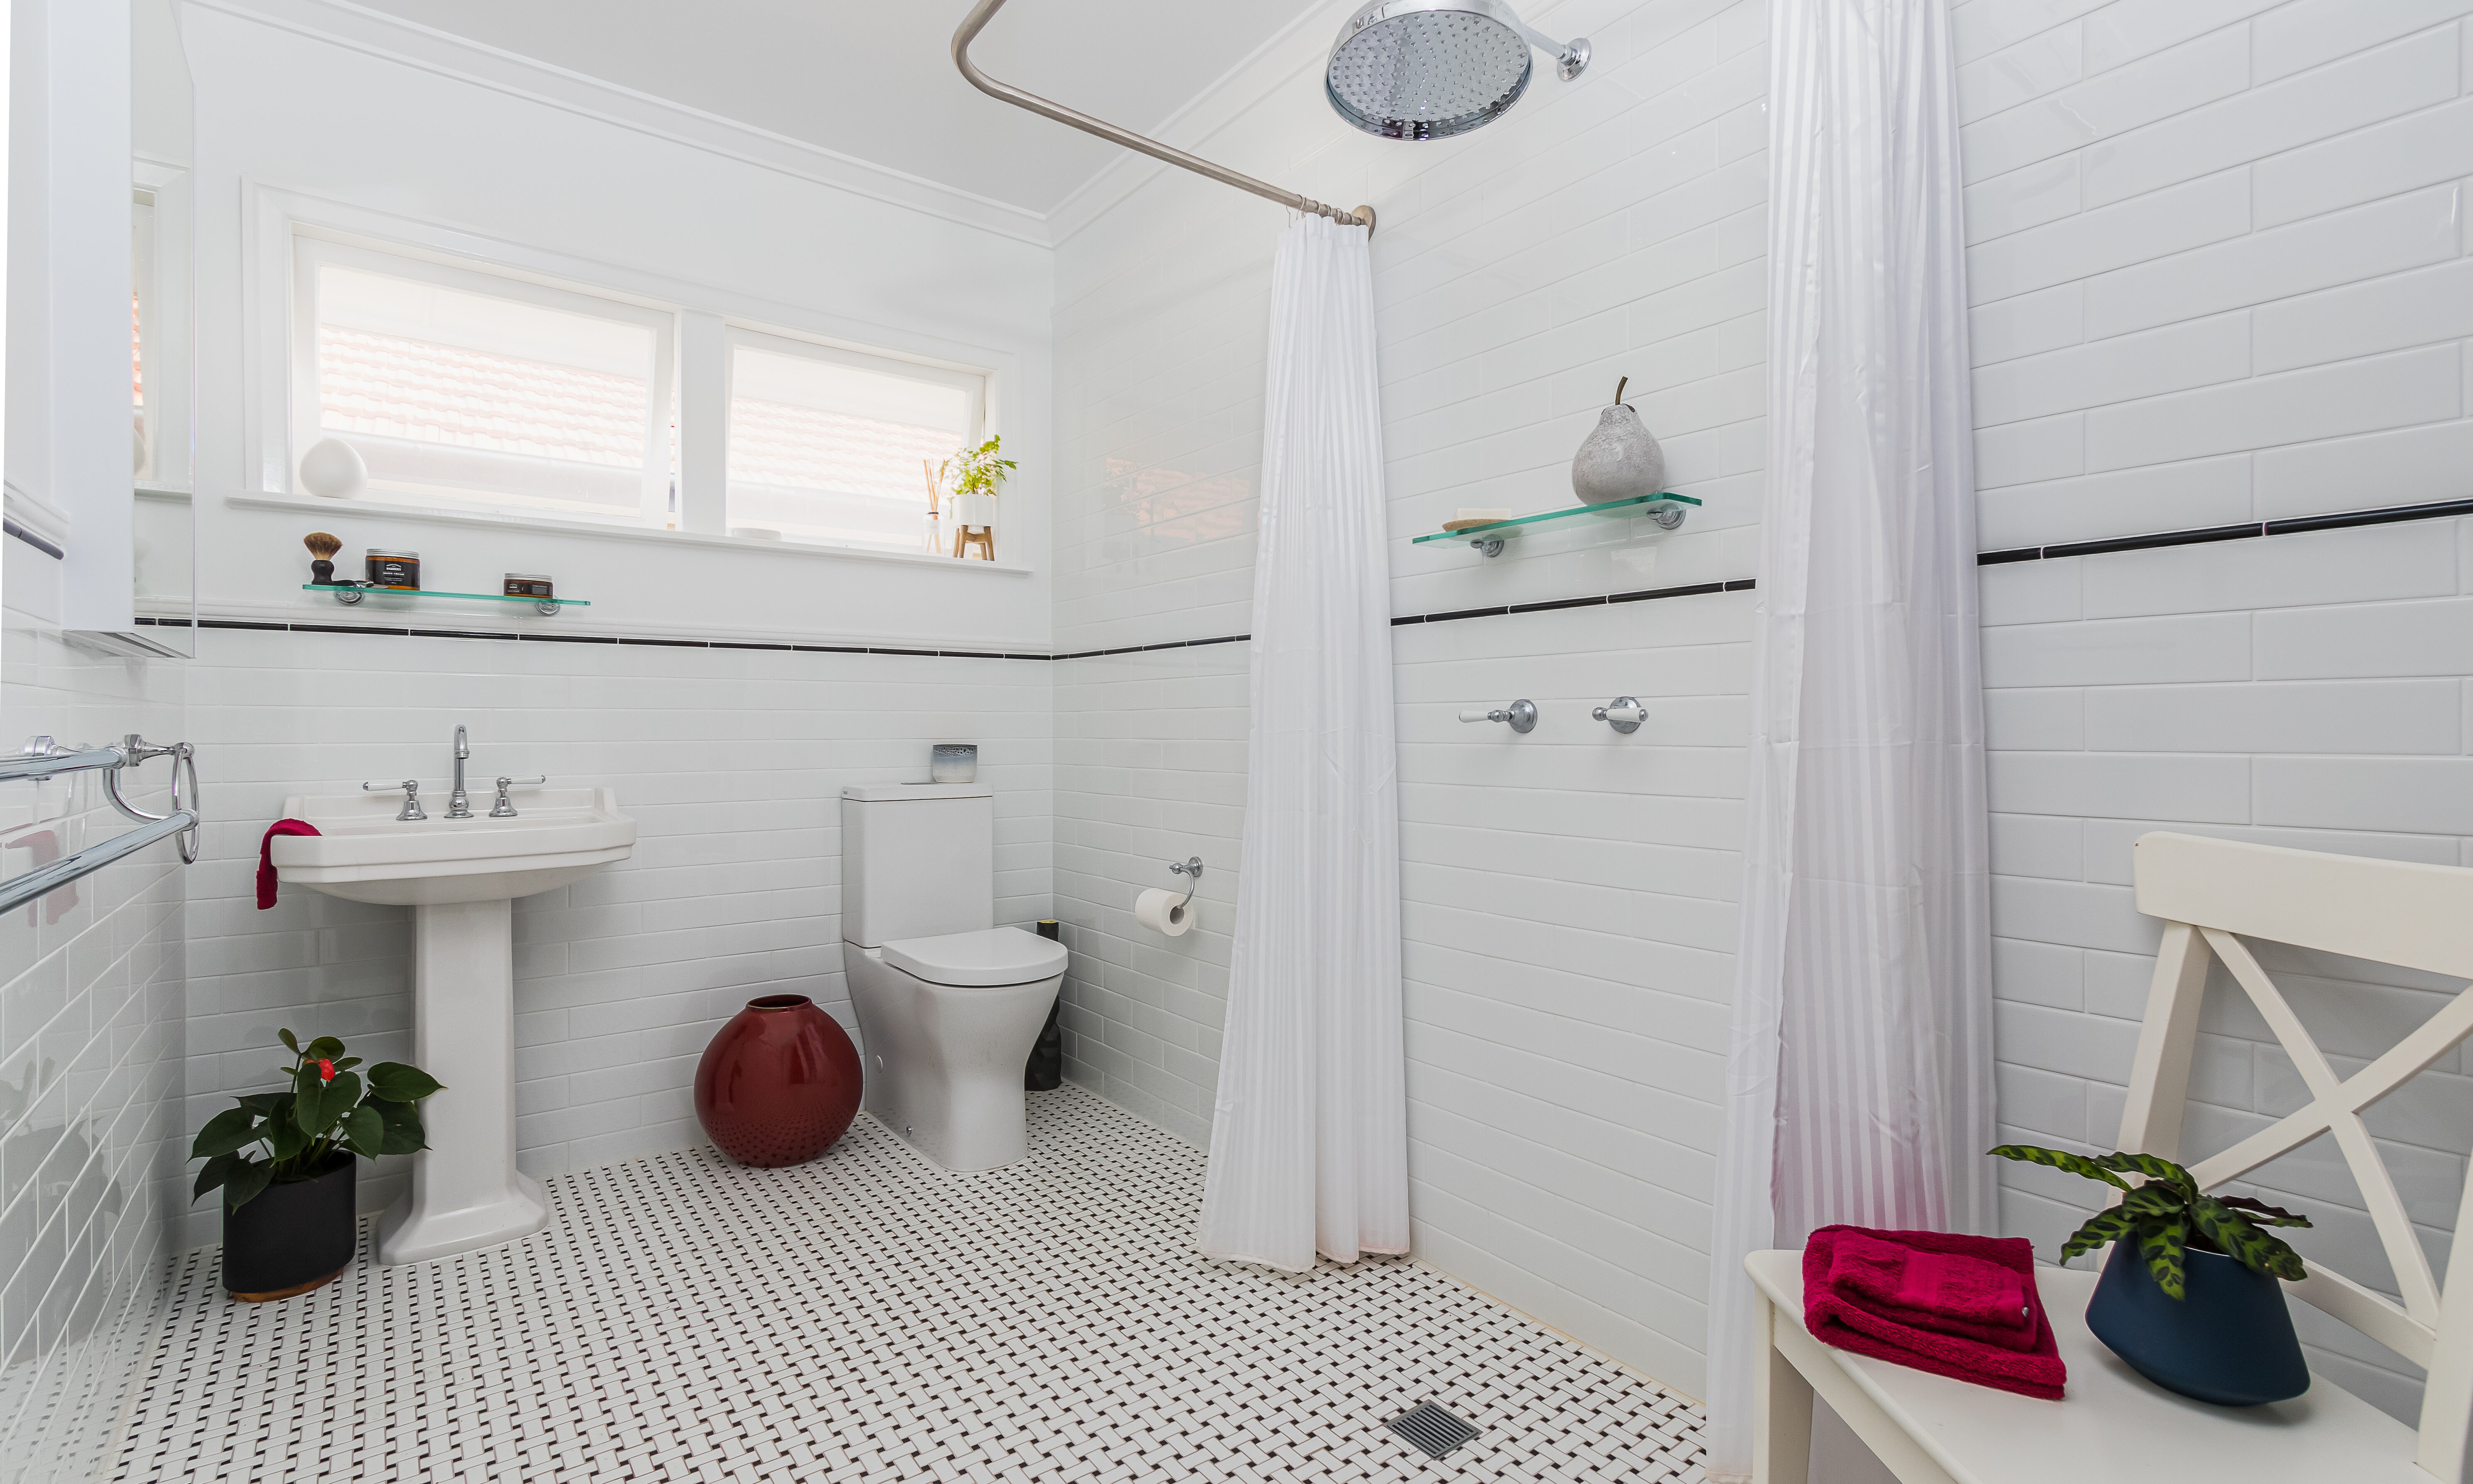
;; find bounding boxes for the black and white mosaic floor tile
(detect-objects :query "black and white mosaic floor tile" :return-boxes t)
[114,1087,1704,1482]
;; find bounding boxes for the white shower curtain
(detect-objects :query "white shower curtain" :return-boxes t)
[1703,0,1993,1477]
[1197,213,1408,1272]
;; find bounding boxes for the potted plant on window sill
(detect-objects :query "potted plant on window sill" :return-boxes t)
[1993,1145,2314,1406]
[191,1031,442,1301]
[939,435,1016,560]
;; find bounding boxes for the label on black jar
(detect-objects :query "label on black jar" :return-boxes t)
[366,556,419,590]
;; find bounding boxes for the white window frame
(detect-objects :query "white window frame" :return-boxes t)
[240,186,1027,575]
[720,324,988,550]
[289,234,680,527]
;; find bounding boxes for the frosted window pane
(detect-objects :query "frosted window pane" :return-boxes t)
[727,345,971,551]
[314,263,661,521]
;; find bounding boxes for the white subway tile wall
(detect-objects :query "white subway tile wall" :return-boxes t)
[1054,0,1769,1396]
[177,629,1051,1253]
[0,543,188,1482]
[1964,0,2473,1423]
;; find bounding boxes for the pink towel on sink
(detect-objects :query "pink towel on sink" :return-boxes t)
[1804,1226,2066,1400]
[257,819,319,910]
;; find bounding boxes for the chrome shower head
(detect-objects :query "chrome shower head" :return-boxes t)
[1326,0,1589,140]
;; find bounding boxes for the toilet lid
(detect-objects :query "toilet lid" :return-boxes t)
[882,926,1068,987]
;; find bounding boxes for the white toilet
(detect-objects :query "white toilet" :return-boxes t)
[840,784,1066,1172]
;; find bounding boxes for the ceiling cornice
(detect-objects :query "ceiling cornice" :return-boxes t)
[188,0,1058,245]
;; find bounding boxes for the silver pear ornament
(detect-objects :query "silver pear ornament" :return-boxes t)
[1570,377,1665,505]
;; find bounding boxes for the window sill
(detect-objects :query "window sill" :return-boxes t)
[223,490,1033,575]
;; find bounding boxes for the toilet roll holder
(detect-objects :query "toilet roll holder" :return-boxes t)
[1166,857,1203,911]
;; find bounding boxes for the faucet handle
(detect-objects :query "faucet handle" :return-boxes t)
[362,779,427,821]
[489,776,546,818]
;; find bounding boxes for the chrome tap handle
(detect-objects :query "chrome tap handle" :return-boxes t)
[1455,699,1538,733]
[1592,696,1645,734]
[489,776,547,818]
[363,779,426,821]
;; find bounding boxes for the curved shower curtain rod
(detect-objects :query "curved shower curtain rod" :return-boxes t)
[951,0,1376,234]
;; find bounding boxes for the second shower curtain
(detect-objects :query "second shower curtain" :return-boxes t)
[1197,213,1408,1272]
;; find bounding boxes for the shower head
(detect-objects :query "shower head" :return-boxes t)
[1325,0,1589,140]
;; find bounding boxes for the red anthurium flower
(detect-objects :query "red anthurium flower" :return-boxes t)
[318,1058,336,1083]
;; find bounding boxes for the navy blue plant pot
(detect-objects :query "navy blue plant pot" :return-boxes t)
[2085,1240,2310,1406]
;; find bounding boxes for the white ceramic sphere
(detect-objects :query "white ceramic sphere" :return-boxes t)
[298,437,368,499]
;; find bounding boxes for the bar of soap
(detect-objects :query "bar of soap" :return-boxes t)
[1441,508,1512,531]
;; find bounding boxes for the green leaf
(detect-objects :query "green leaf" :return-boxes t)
[2218,1195,2313,1229]
[2140,1212,2189,1300]
[294,1065,331,1136]
[338,1105,384,1159]
[191,1107,261,1159]
[221,1158,272,1212]
[277,1029,300,1053]
[303,1036,345,1060]
[333,1057,363,1071]
[2192,1193,2309,1281]
[191,1152,238,1204]
[2096,1151,2199,1198]
[266,1107,309,1162]
[366,1063,443,1102]
[1988,1144,2132,1190]
[237,1092,284,1116]
[2059,1208,2137,1263]
[2119,1183,2190,1220]
[371,1097,428,1156]
[324,1069,361,1116]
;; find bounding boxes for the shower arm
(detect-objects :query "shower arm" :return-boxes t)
[952,0,1375,234]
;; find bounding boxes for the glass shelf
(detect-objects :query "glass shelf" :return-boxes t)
[1412,491,1704,556]
[304,584,590,617]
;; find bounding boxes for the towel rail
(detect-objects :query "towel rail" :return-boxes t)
[0,808,197,916]
[0,735,202,912]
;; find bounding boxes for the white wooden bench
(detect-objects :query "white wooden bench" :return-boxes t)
[1748,831,2473,1484]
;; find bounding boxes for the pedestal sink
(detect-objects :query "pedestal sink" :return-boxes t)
[270,787,635,1264]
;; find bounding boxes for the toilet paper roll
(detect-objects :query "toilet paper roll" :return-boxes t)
[1134,887,1193,938]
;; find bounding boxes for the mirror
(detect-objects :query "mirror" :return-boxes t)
[130,0,194,656]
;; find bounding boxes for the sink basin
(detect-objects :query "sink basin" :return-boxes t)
[269,786,634,904]
[271,785,636,1266]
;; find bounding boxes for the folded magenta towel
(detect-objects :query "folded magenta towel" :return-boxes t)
[1804,1225,2066,1400]
[1827,1227,2037,1351]
[257,819,319,910]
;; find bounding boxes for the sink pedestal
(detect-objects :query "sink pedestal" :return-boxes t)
[269,784,634,1266]
[375,898,548,1264]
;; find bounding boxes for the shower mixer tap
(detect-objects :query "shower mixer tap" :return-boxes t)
[1592,697,1645,734]
[1457,700,1537,733]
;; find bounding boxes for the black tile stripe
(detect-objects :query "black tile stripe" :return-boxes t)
[1974,492,2473,564]
[2265,496,2473,535]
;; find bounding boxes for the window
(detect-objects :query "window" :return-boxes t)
[724,331,984,554]
[279,224,1005,563]
[291,238,676,526]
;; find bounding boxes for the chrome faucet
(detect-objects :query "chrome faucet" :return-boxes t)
[447,725,473,819]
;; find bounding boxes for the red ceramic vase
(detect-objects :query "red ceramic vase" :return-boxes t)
[694,994,863,1166]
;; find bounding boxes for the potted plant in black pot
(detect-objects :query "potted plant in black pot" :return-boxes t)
[191,1030,442,1301]
[1994,1144,2314,1405]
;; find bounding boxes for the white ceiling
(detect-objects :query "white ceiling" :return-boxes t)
[355,0,1331,216]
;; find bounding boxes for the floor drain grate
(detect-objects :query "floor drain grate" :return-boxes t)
[1386,1401,1481,1459]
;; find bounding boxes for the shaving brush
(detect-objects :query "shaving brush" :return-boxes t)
[304,531,343,586]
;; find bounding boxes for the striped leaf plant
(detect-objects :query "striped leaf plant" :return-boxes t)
[1989,1145,2312,1301]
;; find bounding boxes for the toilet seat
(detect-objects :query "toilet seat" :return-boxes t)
[881,926,1067,987]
